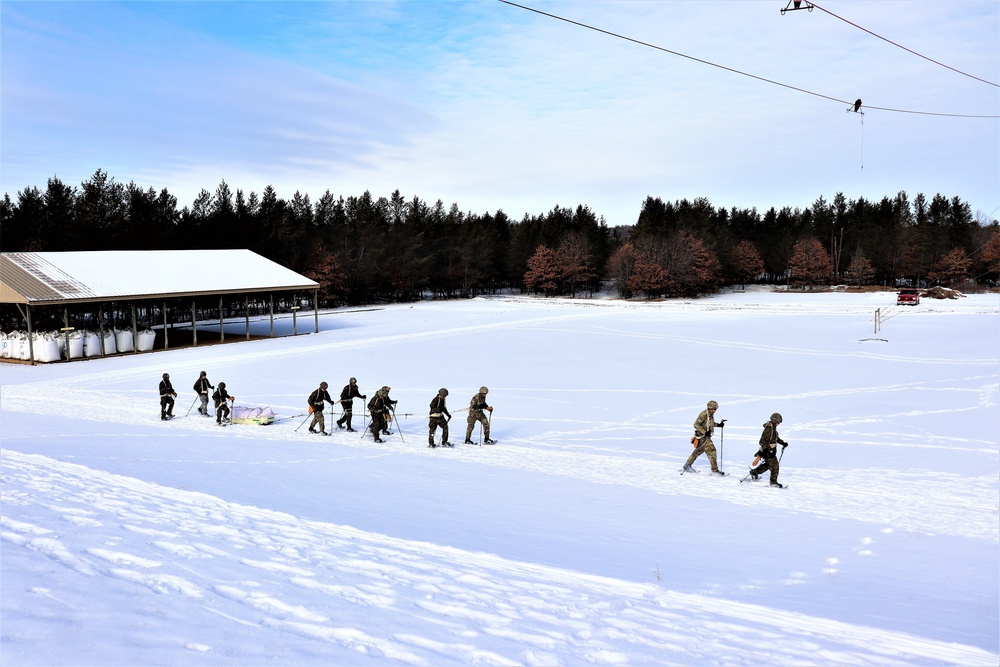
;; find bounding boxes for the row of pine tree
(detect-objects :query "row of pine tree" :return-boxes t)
[2,170,998,305]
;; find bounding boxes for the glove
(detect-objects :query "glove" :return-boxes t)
[230,396,236,402]
[718,420,726,428]
[362,395,367,399]
[781,442,788,448]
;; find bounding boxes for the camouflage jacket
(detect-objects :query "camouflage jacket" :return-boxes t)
[469,392,489,416]
[759,421,781,449]
[429,395,450,418]
[693,409,715,438]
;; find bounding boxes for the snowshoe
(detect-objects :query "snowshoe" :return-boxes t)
[346,427,356,432]
[463,439,475,445]
[483,438,497,445]
[711,470,727,476]
[373,437,384,443]
[770,482,785,488]
[750,472,760,481]
[442,441,454,448]
[681,463,697,474]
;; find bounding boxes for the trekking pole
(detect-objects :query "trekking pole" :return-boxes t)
[390,405,404,443]
[185,395,199,417]
[718,419,726,468]
[295,412,311,432]
[360,403,370,438]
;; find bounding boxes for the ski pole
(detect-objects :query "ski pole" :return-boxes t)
[295,412,312,432]
[390,405,404,443]
[718,419,726,468]
[185,395,199,417]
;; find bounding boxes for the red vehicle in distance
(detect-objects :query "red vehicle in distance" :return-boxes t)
[897,288,921,306]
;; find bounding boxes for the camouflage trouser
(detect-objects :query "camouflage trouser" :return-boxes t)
[369,413,387,439]
[751,448,780,484]
[198,392,210,415]
[429,415,449,444]
[216,401,230,423]
[310,409,325,432]
[466,411,490,441]
[160,395,174,418]
[337,403,353,428]
[685,435,719,471]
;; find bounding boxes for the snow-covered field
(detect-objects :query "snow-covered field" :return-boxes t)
[2,290,998,666]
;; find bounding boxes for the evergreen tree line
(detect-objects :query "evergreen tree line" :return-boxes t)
[2,170,998,305]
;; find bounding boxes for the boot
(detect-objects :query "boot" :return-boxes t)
[483,438,496,445]
[464,439,475,445]
[711,470,726,476]
[682,463,695,473]
[770,481,784,488]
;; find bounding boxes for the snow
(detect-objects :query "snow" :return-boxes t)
[1,290,998,666]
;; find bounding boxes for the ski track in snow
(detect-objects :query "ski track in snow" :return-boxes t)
[2,305,997,544]
[2,297,997,665]
[2,450,996,667]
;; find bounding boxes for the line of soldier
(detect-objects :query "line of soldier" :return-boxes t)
[306,381,495,447]
[161,375,786,480]
[158,371,234,425]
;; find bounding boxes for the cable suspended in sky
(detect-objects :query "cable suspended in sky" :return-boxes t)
[498,0,999,119]
[788,1,1000,89]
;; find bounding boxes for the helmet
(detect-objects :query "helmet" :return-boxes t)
[770,413,783,424]
[707,400,719,410]
[349,377,357,384]
[320,382,328,389]
[219,382,226,389]
[382,386,391,392]
[162,373,169,379]
[439,388,449,396]
[480,386,489,394]
[200,371,207,377]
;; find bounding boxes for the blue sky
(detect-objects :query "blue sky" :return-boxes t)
[2,1,998,226]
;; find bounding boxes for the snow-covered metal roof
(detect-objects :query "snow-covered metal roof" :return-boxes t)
[0,250,318,305]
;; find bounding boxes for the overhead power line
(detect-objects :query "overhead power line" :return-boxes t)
[498,0,999,119]
[803,1,1000,89]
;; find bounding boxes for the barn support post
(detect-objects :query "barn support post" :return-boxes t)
[314,289,319,333]
[26,305,35,364]
[131,304,138,354]
[98,306,106,356]
[191,300,197,346]
[219,297,225,343]
[245,295,250,341]
[163,301,169,350]
[291,305,299,336]
[269,294,274,338]
[64,307,71,360]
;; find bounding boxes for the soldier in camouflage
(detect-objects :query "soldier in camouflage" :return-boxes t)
[464,386,495,444]
[428,388,452,448]
[750,413,788,487]
[367,387,393,443]
[683,400,726,475]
